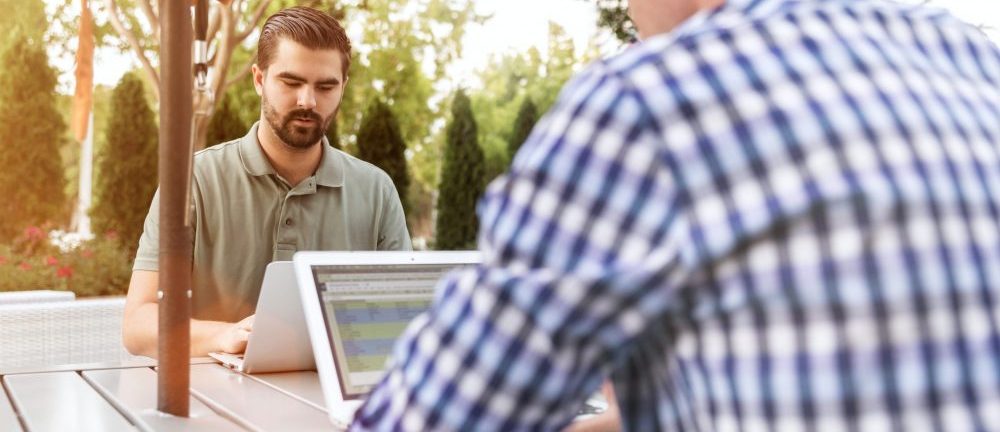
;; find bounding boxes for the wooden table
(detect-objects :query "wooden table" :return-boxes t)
[0,358,333,431]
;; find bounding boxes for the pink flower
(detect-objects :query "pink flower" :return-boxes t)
[44,256,59,266]
[81,249,94,259]
[0,256,7,265]
[18,262,32,271]
[105,230,118,240]
[56,266,74,278]
[23,226,44,241]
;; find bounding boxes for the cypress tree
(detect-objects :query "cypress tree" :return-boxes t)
[508,98,539,159]
[436,90,485,250]
[205,91,249,146]
[90,72,158,255]
[357,100,409,213]
[0,37,67,242]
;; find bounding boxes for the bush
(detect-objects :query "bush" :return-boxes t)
[435,90,485,250]
[205,90,249,146]
[90,72,158,257]
[0,227,132,297]
[508,97,539,158]
[357,100,410,214]
[0,37,68,243]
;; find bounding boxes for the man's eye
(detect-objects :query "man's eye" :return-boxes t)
[318,86,335,92]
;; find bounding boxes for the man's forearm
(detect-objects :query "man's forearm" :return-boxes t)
[122,303,231,358]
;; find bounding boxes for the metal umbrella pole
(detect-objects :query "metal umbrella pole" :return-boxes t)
[157,0,195,417]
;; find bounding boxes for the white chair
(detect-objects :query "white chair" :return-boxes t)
[0,297,137,371]
[0,290,75,305]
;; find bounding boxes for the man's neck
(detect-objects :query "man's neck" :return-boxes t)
[256,121,323,187]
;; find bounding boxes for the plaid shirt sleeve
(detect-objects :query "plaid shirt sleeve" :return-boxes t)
[352,59,683,430]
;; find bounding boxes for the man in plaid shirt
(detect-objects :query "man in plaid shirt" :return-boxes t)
[355,0,1000,430]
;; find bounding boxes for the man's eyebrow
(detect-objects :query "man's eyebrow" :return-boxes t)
[275,71,340,86]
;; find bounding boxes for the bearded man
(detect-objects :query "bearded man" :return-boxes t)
[123,7,411,358]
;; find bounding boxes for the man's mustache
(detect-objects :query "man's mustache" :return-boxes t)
[285,109,322,123]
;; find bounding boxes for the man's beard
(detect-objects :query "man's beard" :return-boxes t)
[262,92,334,149]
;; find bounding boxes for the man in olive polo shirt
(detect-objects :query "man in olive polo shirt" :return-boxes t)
[122,7,410,358]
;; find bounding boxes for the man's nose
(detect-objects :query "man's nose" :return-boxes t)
[296,87,317,110]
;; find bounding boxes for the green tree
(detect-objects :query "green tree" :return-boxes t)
[508,98,539,158]
[357,100,410,214]
[0,37,68,242]
[206,91,250,146]
[90,72,158,255]
[471,24,584,184]
[326,118,342,150]
[436,91,484,250]
[0,0,46,52]
[335,1,483,241]
[581,0,635,43]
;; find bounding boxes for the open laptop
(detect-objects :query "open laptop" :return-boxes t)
[293,251,480,428]
[209,261,315,373]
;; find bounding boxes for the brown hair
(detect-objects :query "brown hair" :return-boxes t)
[256,7,352,76]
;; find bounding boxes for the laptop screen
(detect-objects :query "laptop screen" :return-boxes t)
[310,263,465,399]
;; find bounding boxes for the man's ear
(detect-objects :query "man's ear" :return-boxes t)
[252,64,264,96]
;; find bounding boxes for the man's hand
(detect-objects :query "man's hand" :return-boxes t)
[214,314,255,354]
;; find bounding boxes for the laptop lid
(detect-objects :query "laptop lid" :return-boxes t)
[294,251,480,425]
[211,261,315,374]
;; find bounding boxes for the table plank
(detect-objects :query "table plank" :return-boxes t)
[0,381,23,431]
[3,371,135,431]
[189,364,331,431]
[83,368,239,432]
[247,371,325,411]
[0,356,217,376]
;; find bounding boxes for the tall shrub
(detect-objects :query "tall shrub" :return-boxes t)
[0,37,67,243]
[90,72,158,255]
[357,100,410,214]
[206,91,249,146]
[436,91,485,250]
[508,98,539,159]
[326,117,342,150]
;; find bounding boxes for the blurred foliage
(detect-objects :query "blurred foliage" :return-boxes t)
[435,90,484,250]
[0,37,69,243]
[326,117,342,150]
[357,100,411,216]
[581,0,635,43]
[508,98,539,163]
[470,23,586,184]
[206,90,252,146]
[0,0,47,52]
[90,72,158,256]
[0,228,132,297]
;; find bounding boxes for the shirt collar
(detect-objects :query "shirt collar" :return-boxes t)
[239,121,345,188]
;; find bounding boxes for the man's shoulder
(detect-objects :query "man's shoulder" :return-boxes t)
[194,137,243,165]
[333,148,394,186]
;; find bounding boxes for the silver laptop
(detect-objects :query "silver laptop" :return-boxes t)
[209,261,315,374]
[293,251,480,427]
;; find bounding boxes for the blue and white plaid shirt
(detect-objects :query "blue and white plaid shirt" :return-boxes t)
[354,0,1000,430]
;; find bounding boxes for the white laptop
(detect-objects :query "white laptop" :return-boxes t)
[293,251,480,428]
[209,261,315,373]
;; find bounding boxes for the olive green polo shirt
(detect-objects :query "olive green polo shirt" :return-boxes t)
[133,123,411,322]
